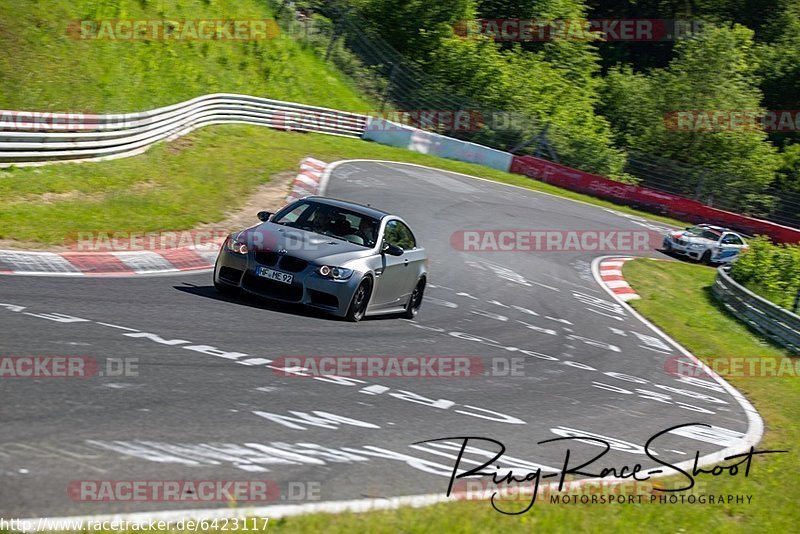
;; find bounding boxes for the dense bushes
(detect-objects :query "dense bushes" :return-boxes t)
[730,236,800,310]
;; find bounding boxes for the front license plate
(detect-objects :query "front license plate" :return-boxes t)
[256,266,293,284]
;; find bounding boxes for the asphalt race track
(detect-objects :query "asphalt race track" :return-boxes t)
[0,161,758,518]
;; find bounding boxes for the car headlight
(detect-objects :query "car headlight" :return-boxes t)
[316,265,354,280]
[688,243,705,249]
[224,235,248,255]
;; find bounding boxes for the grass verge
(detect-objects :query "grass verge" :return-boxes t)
[0,125,688,247]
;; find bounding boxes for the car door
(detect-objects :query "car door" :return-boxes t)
[371,219,422,309]
[717,233,745,262]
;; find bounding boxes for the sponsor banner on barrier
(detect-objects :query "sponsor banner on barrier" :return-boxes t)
[451,230,661,252]
[66,19,280,41]
[665,355,800,379]
[455,19,705,42]
[509,154,800,244]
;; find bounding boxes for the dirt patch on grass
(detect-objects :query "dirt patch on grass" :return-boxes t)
[0,170,297,251]
[167,137,195,154]
[195,170,296,233]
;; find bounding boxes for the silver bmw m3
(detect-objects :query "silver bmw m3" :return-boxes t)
[213,196,427,321]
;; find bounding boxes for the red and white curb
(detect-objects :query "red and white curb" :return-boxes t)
[597,257,640,301]
[286,157,327,202]
[0,245,220,277]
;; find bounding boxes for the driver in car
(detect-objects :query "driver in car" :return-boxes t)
[357,218,377,247]
[311,210,332,235]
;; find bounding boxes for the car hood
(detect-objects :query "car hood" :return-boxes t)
[669,231,716,245]
[236,223,374,264]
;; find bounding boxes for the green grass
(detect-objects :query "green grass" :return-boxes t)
[0,0,370,112]
[0,125,690,246]
[624,260,791,361]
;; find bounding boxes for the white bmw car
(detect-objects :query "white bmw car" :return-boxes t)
[662,224,749,265]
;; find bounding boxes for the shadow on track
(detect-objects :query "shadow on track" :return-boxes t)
[173,283,401,322]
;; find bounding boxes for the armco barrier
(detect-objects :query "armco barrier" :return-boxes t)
[407,130,512,171]
[712,267,800,353]
[2,93,798,243]
[363,117,512,171]
[362,117,416,149]
[510,155,800,244]
[0,93,367,166]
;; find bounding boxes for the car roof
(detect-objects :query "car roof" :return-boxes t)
[302,196,391,220]
[697,223,732,233]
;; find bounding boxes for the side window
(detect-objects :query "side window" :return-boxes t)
[276,202,310,224]
[722,234,743,245]
[384,220,416,250]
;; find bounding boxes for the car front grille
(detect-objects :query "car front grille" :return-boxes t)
[254,251,279,267]
[254,252,308,273]
[278,256,308,273]
[242,273,303,302]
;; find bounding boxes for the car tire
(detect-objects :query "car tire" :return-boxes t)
[346,277,372,322]
[402,278,426,319]
[700,250,712,265]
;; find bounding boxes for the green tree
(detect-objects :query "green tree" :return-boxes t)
[357,0,474,61]
[425,34,626,177]
[601,24,782,210]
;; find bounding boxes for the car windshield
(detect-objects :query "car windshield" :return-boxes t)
[272,200,380,248]
[686,226,722,241]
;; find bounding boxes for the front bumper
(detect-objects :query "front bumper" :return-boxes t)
[663,237,705,259]
[213,248,361,317]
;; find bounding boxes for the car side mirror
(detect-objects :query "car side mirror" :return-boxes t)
[382,242,404,256]
[257,211,272,222]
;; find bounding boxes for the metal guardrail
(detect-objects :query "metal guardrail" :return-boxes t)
[712,267,800,353]
[0,93,367,167]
